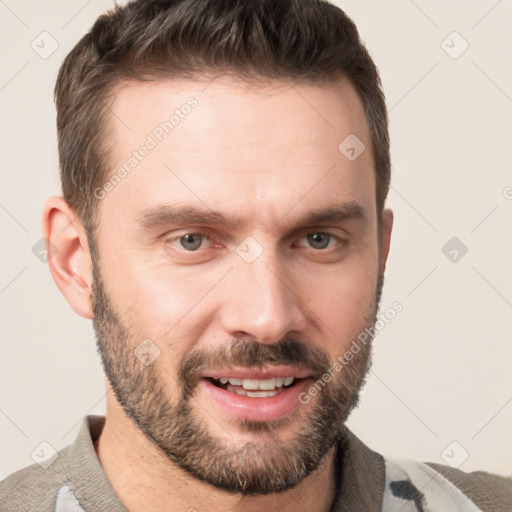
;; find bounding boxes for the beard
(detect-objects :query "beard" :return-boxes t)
[90,240,383,496]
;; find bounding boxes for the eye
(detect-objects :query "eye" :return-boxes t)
[175,232,210,251]
[298,232,339,250]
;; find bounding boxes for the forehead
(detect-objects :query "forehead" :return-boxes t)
[99,76,376,230]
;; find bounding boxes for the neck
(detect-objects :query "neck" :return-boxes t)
[94,400,339,512]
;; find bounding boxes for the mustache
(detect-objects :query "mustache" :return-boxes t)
[178,337,331,395]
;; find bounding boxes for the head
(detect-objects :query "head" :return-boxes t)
[44,0,393,496]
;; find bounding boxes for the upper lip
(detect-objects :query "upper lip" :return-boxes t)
[200,365,312,380]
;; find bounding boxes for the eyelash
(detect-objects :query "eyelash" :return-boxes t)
[164,230,344,253]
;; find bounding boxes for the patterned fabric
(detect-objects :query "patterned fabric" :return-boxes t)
[50,458,486,512]
[383,458,483,512]
[54,486,86,512]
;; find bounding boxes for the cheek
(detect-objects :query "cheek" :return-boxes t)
[303,255,378,347]
[128,278,196,333]
[102,256,225,354]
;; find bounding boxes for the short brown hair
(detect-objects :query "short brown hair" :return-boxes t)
[55,0,390,235]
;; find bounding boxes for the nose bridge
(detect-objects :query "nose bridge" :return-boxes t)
[222,245,306,344]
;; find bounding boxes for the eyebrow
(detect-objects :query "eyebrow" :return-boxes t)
[136,201,366,232]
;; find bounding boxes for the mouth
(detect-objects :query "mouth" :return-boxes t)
[197,367,313,422]
[205,375,300,397]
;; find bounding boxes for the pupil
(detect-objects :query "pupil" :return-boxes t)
[181,234,202,250]
[309,233,329,249]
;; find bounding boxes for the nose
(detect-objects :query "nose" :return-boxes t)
[219,251,307,345]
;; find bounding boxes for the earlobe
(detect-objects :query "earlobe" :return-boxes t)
[379,208,393,275]
[42,196,94,319]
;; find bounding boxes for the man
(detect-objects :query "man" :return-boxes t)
[1,0,510,510]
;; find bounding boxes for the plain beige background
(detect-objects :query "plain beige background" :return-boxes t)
[1,0,511,480]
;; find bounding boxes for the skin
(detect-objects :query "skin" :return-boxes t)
[43,75,393,512]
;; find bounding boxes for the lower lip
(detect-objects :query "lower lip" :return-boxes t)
[199,378,312,422]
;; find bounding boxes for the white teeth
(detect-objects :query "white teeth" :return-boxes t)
[246,390,279,398]
[242,377,288,390]
[225,383,287,398]
[256,378,276,390]
[220,376,296,390]
[242,379,260,390]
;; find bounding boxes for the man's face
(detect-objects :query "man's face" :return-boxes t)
[91,77,386,494]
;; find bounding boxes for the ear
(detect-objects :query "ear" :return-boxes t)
[42,196,93,319]
[378,208,393,276]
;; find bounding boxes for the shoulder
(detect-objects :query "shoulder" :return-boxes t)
[383,457,512,512]
[425,462,512,512]
[0,445,72,512]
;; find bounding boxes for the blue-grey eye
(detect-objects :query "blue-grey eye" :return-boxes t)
[179,233,205,250]
[306,233,332,249]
